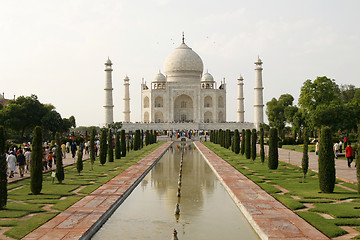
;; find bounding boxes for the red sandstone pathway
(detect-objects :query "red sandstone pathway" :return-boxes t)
[195,142,328,240]
[23,142,172,240]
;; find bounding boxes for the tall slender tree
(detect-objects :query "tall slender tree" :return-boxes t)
[260,127,265,164]
[90,127,96,169]
[76,147,83,175]
[302,129,309,183]
[108,129,114,162]
[145,130,150,146]
[121,130,126,157]
[241,129,246,155]
[134,130,140,151]
[31,126,43,194]
[268,128,279,170]
[245,129,251,159]
[99,128,108,165]
[55,132,64,183]
[318,126,335,193]
[141,130,144,148]
[0,126,7,209]
[234,129,240,154]
[115,131,121,159]
[251,129,257,161]
[356,125,360,194]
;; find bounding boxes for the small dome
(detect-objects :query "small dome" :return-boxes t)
[153,71,166,82]
[105,57,112,65]
[163,43,203,75]
[201,71,214,82]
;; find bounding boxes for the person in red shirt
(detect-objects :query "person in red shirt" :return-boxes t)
[345,142,354,167]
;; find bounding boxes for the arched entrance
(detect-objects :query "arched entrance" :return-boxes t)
[204,111,212,123]
[174,94,193,122]
[155,111,164,123]
[144,112,149,123]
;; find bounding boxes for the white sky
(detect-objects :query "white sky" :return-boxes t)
[1,0,359,127]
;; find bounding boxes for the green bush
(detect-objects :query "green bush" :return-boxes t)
[55,132,64,184]
[107,129,114,162]
[0,126,7,209]
[134,129,140,151]
[99,128,108,165]
[318,126,335,193]
[302,130,309,182]
[225,129,231,149]
[251,129,257,161]
[90,127,96,168]
[245,129,251,159]
[76,148,83,175]
[241,129,245,155]
[283,137,296,145]
[268,128,278,170]
[356,125,360,194]
[115,131,121,159]
[234,129,240,154]
[121,130,126,157]
[31,126,43,195]
[260,127,265,164]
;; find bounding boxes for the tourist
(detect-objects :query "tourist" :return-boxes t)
[17,149,26,177]
[6,151,17,178]
[61,142,66,159]
[71,142,77,158]
[345,142,354,167]
[315,141,319,155]
[48,151,53,170]
[339,140,343,153]
[333,142,339,159]
[344,136,348,149]
[24,147,31,173]
[66,141,70,153]
[42,147,48,171]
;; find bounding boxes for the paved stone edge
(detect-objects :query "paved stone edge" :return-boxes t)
[194,142,329,240]
[23,142,173,240]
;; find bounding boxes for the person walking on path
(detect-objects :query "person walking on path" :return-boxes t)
[345,142,354,167]
[6,151,17,178]
[17,150,26,177]
[344,136,349,149]
[71,142,77,158]
[61,143,66,159]
[334,142,339,159]
[24,148,31,173]
[339,140,343,153]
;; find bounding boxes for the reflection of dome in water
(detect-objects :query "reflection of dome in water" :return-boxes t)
[163,42,204,76]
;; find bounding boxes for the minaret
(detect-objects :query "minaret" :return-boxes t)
[104,57,114,126]
[237,75,245,123]
[254,56,264,130]
[123,75,131,123]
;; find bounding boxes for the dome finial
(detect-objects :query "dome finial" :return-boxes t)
[182,32,185,44]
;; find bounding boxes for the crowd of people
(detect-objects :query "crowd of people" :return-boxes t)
[333,136,357,167]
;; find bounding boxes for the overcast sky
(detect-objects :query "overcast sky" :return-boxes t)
[1,0,359,127]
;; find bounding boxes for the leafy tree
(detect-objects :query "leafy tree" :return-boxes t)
[259,127,265,164]
[0,126,7,209]
[108,129,114,162]
[318,126,335,193]
[245,129,251,159]
[30,126,43,194]
[302,130,309,183]
[90,127,96,169]
[41,110,63,138]
[115,131,121,159]
[108,122,123,133]
[234,129,240,154]
[99,128,108,165]
[55,132,64,183]
[121,130,126,157]
[251,129,257,161]
[268,128,278,170]
[76,147,83,175]
[241,129,245,155]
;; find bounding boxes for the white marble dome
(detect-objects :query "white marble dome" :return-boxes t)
[153,71,166,82]
[201,71,214,82]
[163,43,204,75]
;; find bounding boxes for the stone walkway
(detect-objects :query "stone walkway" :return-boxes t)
[195,142,328,240]
[22,142,172,240]
[261,145,357,183]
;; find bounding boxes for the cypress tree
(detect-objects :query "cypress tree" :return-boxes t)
[260,127,265,164]
[302,129,309,183]
[141,130,144,149]
[115,131,121,159]
[241,129,245,155]
[231,135,235,152]
[121,130,126,157]
[245,129,251,159]
[268,128,279,170]
[31,126,43,195]
[218,129,222,146]
[90,127,96,169]
[55,132,64,184]
[76,147,83,175]
[356,125,360,194]
[108,129,114,162]
[154,130,157,143]
[251,129,257,161]
[234,129,240,154]
[99,128,107,165]
[318,126,335,193]
[226,129,231,149]
[145,130,150,146]
[127,135,130,152]
[134,130,140,151]
[130,136,134,150]
[0,126,7,209]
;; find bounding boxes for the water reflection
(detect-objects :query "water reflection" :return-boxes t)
[92,143,259,240]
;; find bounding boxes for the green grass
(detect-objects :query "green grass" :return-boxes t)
[204,142,360,239]
[0,142,165,239]
[282,144,316,152]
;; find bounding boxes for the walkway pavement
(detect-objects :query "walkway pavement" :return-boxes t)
[23,142,172,240]
[8,152,90,184]
[260,145,357,183]
[195,142,328,240]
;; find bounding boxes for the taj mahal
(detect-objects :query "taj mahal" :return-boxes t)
[103,35,264,131]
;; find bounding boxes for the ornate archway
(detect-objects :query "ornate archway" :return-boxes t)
[204,111,213,123]
[174,94,193,122]
[144,111,149,123]
[155,111,164,123]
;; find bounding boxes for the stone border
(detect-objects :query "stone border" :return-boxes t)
[23,142,172,240]
[194,142,328,240]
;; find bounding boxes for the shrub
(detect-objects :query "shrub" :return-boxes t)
[31,126,43,195]
[356,125,360,194]
[0,126,7,209]
[260,127,265,164]
[251,129,257,161]
[145,130,150,146]
[121,130,126,157]
[245,129,251,159]
[141,130,144,148]
[115,131,121,159]
[241,129,245,155]
[234,129,240,154]
[225,129,231,149]
[318,126,335,193]
[134,130,140,151]
[268,128,279,170]
[55,132,64,184]
[283,137,296,145]
[99,128,107,165]
[107,129,114,162]
[90,127,96,168]
[302,130,309,183]
[76,148,83,175]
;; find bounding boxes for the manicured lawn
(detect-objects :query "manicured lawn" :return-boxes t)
[282,144,316,152]
[203,142,360,239]
[0,142,164,240]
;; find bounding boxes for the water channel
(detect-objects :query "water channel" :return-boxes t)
[92,143,259,239]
